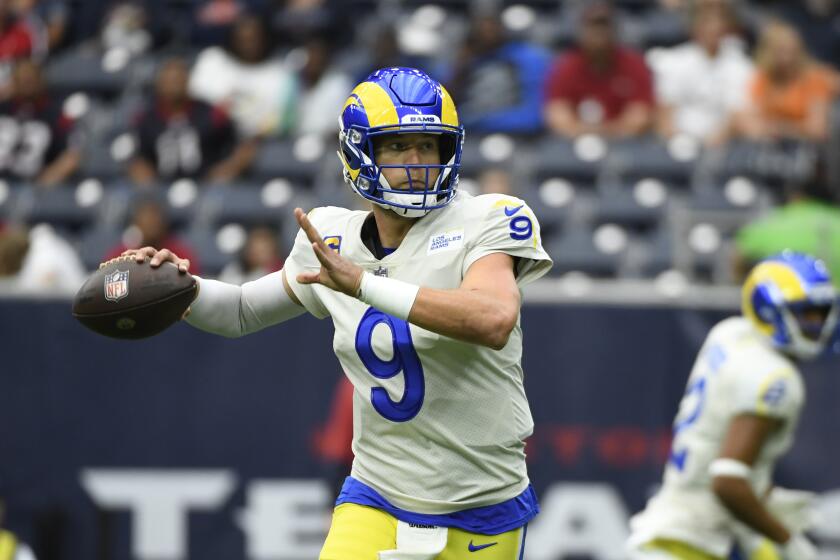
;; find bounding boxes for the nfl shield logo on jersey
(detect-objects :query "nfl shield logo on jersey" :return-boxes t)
[104,270,130,302]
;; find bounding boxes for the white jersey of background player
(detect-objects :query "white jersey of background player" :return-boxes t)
[628,253,839,560]
[123,67,552,560]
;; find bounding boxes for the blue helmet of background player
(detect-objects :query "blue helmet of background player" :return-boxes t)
[337,67,464,218]
[742,252,840,360]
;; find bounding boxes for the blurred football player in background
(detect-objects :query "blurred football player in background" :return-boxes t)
[118,67,552,559]
[627,252,839,560]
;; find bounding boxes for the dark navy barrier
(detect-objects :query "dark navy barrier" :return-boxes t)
[0,300,838,560]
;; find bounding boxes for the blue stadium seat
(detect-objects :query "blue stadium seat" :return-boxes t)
[202,182,294,228]
[183,226,235,277]
[594,182,664,231]
[252,139,327,185]
[459,134,519,178]
[45,47,133,99]
[639,226,674,277]
[533,136,602,185]
[15,183,104,230]
[608,137,694,187]
[545,226,623,278]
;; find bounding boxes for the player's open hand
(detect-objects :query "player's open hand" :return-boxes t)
[119,247,191,273]
[294,208,364,297]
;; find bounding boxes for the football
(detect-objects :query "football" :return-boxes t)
[72,256,197,339]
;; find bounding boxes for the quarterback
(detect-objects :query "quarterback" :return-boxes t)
[122,67,552,559]
[628,253,838,560]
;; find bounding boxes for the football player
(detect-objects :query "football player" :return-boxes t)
[627,252,839,560]
[121,67,552,559]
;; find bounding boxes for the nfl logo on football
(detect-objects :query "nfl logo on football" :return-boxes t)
[104,270,130,302]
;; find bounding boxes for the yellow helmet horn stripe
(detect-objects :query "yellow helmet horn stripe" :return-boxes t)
[440,85,459,127]
[344,82,399,128]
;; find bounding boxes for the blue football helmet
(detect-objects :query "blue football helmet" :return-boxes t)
[742,252,839,360]
[337,67,464,218]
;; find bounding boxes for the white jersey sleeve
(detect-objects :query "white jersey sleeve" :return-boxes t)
[462,195,553,285]
[730,365,803,420]
[280,207,339,319]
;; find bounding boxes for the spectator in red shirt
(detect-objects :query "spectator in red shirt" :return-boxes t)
[105,196,201,274]
[543,1,655,138]
[0,0,32,59]
[0,0,34,97]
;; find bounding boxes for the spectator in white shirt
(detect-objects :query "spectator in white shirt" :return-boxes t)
[292,34,351,137]
[648,3,753,145]
[189,13,297,138]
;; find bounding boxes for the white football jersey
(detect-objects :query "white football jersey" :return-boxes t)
[283,191,552,514]
[629,317,805,557]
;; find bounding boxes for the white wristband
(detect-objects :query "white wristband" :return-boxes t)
[709,458,752,479]
[357,271,420,321]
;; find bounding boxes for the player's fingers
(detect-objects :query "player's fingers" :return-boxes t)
[149,248,173,267]
[178,258,190,273]
[129,246,156,262]
[295,208,329,251]
[311,242,335,270]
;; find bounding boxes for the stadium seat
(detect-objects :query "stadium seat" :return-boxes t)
[594,182,664,231]
[15,183,104,230]
[458,134,519,178]
[639,226,675,277]
[608,137,695,187]
[183,226,236,276]
[545,226,623,278]
[201,182,304,228]
[45,47,133,99]
[533,136,602,185]
[252,138,328,185]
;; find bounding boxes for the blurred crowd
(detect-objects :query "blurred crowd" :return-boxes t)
[0,0,838,294]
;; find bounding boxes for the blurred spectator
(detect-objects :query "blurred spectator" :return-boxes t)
[292,35,352,137]
[100,2,152,56]
[650,3,753,145]
[218,225,283,284]
[444,10,550,135]
[734,152,840,285]
[0,223,85,293]
[0,59,82,187]
[127,58,257,186]
[105,196,201,274]
[772,0,840,72]
[0,498,37,560]
[544,1,655,138]
[732,20,835,143]
[353,26,428,84]
[14,0,67,52]
[0,0,34,95]
[189,13,297,137]
[477,167,513,196]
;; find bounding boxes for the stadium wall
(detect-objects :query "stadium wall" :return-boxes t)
[1,300,838,560]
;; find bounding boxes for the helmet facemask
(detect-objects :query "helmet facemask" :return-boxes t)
[339,123,463,219]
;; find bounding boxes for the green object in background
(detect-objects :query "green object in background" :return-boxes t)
[736,199,840,286]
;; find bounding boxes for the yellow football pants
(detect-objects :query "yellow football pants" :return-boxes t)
[319,503,526,560]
